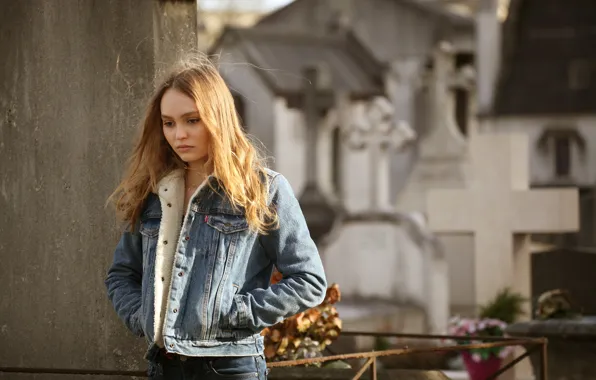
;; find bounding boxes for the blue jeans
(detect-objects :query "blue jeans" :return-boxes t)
[149,353,268,380]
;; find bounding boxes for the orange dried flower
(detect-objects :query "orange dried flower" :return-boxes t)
[324,284,341,304]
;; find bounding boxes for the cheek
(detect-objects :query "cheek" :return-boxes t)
[198,126,210,149]
[162,128,175,147]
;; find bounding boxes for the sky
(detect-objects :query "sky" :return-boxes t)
[199,0,511,21]
[200,0,294,12]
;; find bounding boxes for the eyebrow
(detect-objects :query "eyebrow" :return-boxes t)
[161,111,200,119]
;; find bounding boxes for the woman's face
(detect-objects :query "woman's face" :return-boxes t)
[160,88,210,168]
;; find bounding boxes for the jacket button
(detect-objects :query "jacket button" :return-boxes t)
[178,272,184,277]
[167,203,172,207]
[169,343,174,348]
[185,236,190,241]
[163,240,168,245]
[161,277,165,282]
[173,308,178,313]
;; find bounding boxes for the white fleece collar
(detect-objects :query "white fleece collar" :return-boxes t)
[152,169,211,348]
[153,169,185,347]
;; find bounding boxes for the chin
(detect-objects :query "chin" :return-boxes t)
[180,154,208,166]
[177,152,199,161]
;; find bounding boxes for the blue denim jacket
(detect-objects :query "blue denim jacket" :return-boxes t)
[105,169,327,358]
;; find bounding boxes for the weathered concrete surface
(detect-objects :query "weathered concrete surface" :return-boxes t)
[153,0,199,78]
[0,0,195,376]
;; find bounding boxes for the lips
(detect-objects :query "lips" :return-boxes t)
[177,145,193,151]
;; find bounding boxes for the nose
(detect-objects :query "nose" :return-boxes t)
[175,125,188,140]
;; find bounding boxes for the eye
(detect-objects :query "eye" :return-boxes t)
[188,118,201,125]
[162,120,174,127]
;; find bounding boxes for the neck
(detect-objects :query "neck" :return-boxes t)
[184,160,212,188]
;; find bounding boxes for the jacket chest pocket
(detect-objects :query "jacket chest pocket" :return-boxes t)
[205,214,249,259]
[206,214,249,234]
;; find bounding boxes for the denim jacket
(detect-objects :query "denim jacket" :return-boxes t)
[105,169,327,358]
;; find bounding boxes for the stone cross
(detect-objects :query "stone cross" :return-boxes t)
[426,133,579,308]
[420,42,475,159]
[394,42,474,214]
[344,97,415,211]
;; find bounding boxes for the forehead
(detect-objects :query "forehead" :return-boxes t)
[160,88,198,117]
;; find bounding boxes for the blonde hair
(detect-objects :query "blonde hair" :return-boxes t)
[109,55,277,234]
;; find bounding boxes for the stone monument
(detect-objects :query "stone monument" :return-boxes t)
[426,133,579,311]
[324,92,449,337]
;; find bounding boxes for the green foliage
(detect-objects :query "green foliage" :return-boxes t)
[374,336,391,351]
[479,287,527,324]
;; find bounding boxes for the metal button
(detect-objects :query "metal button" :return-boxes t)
[161,277,165,282]
[167,203,172,207]
[185,236,190,241]
[173,308,178,313]
[178,272,184,277]
[225,223,232,227]
[169,343,174,348]
[163,240,168,245]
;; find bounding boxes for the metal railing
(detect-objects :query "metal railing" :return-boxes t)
[0,331,547,380]
[268,331,548,380]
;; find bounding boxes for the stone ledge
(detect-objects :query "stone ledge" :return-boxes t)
[506,317,596,338]
[268,367,451,380]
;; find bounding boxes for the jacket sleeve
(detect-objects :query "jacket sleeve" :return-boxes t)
[230,174,328,332]
[104,225,144,337]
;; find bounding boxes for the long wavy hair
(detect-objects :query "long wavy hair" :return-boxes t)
[108,56,276,234]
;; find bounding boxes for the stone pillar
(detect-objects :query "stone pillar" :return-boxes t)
[298,65,340,246]
[153,0,198,78]
[476,0,501,115]
[0,0,196,376]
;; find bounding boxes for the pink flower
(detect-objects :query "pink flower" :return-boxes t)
[472,353,483,363]
[499,346,516,359]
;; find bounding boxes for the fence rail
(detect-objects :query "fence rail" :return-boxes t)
[0,331,548,380]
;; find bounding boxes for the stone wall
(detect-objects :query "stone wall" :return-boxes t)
[0,0,195,376]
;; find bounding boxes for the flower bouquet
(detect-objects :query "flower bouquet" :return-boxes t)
[261,269,342,366]
[447,288,526,380]
[449,317,513,371]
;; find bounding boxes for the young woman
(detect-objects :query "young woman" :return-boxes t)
[105,57,327,380]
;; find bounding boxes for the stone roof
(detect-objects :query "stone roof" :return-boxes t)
[210,27,385,101]
[256,0,473,29]
[493,0,596,116]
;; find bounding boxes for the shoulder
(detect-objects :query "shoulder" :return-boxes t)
[261,168,287,192]
[260,169,298,204]
[262,168,281,182]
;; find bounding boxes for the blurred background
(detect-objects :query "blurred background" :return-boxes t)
[1,0,595,379]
